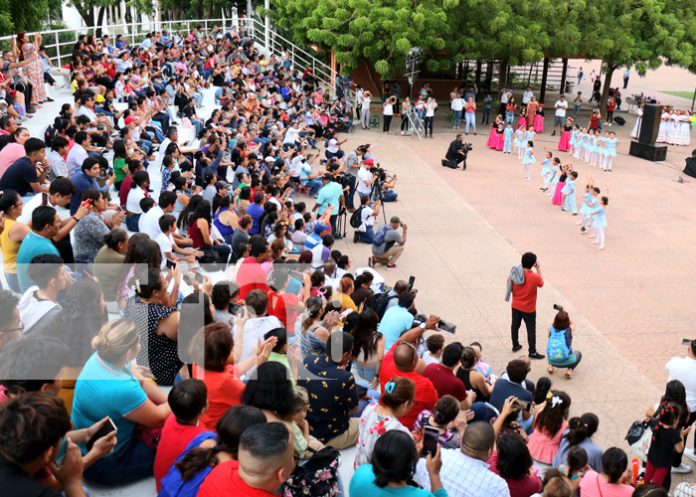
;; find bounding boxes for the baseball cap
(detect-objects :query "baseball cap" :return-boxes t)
[314,223,329,235]
[124,116,137,125]
[215,181,230,190]
[363,159,375,166]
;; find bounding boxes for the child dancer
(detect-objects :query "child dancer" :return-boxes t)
[540,150,553,192]
[548,158,562,198]
[503,122,513,154]
[557,118,572,152]
[495,122,505,151]
[597,133,607,170]
[525,125,537,144]
[561,170,579,214]
[604,131,618,171]
[552,164,568,206]
[578,185,598,233]
[568,125,579,156]
[514,125,526,159]
[522,140,536,180]
[518,107,528,130]
[590,196,608,250]
[486,116,500,148]
[581,129,592,162]
[534,103,545,133]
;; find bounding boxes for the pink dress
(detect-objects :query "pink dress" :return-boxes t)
[517,115,527,129]
[21,41,47,105]
[486,124,497,148]
[528,419,568,464]
[495,130,504,151]
[552,181,566,206]
[557,129,571,151]
[533,113,544,133]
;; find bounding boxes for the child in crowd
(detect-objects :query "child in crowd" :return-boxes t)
[558,445,590,494]
[154,379,209,492]
[589,196,609,250]
[645,404,689,487]
[503,122,514,154]
[422,333,445,366]
[522,140,536,180]
[265,327,294,384]
[413,395,462,449]
[470,341,495,382]
[291,386,325,458]
[540,150,553,192]
[561,171,579,215]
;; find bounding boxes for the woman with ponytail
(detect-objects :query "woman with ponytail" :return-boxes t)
[158,405,266,497]
[553,412,602,471]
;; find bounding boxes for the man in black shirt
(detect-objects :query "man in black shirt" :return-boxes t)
[441,133,468,170]
[0,138,48,197]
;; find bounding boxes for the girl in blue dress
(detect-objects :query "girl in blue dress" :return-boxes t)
[590,196,608,250]
[514,125,526,159]
[522,140,536,180]
[578,185,598,233]
[588,130,599,166]
[568,125,579,157]
[525,125,537,144]
[574,128,586,161]
[540,150,553,192]
[503,123,514,153]
[604,131,618,171]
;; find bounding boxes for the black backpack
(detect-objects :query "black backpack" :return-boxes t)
[349,206,364,229]
[365,291,398,320]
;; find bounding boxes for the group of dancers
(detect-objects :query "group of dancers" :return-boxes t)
[557,117,619,172]
[630,106,693,146]
[484,114,610,250]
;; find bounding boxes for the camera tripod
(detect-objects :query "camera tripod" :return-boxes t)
[370,178,389,225]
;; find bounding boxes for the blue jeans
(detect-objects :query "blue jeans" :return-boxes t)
[465,112,476,133]
[381,189,398,202]
[84,437,155,486]
[137,139,152,155]
[358,225,375,244]
[125,214,141,232]
[303,179,322,196]
[453,110,462,128]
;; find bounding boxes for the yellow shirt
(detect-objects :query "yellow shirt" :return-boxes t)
[0,218,21,273]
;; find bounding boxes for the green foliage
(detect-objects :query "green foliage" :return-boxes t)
[270,0,696,81]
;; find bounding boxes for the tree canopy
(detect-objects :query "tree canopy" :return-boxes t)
[270,0,696,95]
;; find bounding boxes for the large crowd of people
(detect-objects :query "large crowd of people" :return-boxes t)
[0,23,694,497]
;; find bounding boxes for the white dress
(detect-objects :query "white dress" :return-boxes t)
[631,108,643,139]
[656,112,669,143]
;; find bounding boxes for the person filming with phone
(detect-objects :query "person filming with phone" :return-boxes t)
[506,251,545,360]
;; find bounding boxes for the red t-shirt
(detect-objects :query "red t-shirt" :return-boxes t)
[193,364,245,430]
[423,363,467,401]
[154,415,207,492]
[199,465,274,497]
[267,290,301,332]
[236,257,269,300]
[119,176,134,206]
[379,344,439,430]
[511,270,544,313]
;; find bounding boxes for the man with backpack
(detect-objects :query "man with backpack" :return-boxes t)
[368,215,407,269]
[351,196,381,244]
[509,252,545,360]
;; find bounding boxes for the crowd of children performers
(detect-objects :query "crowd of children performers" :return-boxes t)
[486,114,610,250]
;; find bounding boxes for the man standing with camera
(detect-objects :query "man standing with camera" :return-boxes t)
[509,252,545,360]
[369,216,407,269]
[343,144,366,211]
[442,134,469,170]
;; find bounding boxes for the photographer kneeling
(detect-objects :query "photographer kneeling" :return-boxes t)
[368,216,407,269]
[442,133,472,170]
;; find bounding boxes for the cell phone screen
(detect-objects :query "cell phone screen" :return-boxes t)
[86,417,117,451]
[422,426,439,457]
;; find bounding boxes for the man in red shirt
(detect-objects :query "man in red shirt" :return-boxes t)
[236,235,272,300]
[511,252,545,359]
[200,422,295,497]
[379,315,441,430]
[423,342,473,406]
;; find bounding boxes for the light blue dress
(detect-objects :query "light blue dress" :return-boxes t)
[579,192,595,216]
[540,158,551,178]
[569,129,578,147]
[522,147,536,165]
[562,179,577,212]
[503,126,514,152]
[592,206,607,228]
[514,129,525,148]
[525,129,536,142]
[605,137,618,157]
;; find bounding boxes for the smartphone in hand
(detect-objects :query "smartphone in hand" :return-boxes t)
[422,426,439,457]
[86,417,117,451]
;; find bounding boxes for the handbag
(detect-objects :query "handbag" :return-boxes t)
[625,420,652,461]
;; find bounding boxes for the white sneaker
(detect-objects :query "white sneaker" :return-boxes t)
[685,448,696,463]
[671,463,693,474]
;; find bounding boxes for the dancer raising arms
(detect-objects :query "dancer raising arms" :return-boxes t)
[589,196,609,250]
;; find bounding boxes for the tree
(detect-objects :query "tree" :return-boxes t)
[581,0,696,112]
[270,0,461,79]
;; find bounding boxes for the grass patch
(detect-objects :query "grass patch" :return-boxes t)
[661,90,695,100]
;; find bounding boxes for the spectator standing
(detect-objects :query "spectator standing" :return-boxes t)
[552,96,568,136]
[509,252,545,359]
[667,340,696,464]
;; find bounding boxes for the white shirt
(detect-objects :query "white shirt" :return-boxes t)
[326,138,339,154]
[126,187,146,214]
[66,144,89,177]
[138,205,164,239]
[18,194,70,225]
[47,149,68,178]
[158,138,172,160]
[78,105,98,122]
[500,91,510,104]
[383,103,393,116]
[236,316,283,363]
[415,449,510,497]
[155,232,174,269]
[422,352,441,367]
[554,99,568,117]
[356,166,372,195]
[667,356,696,410]
[358,205,374,232]
[451,97,464,112]
[425,102,438,117]
[522,90,534,104]
[283,126,301,145]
